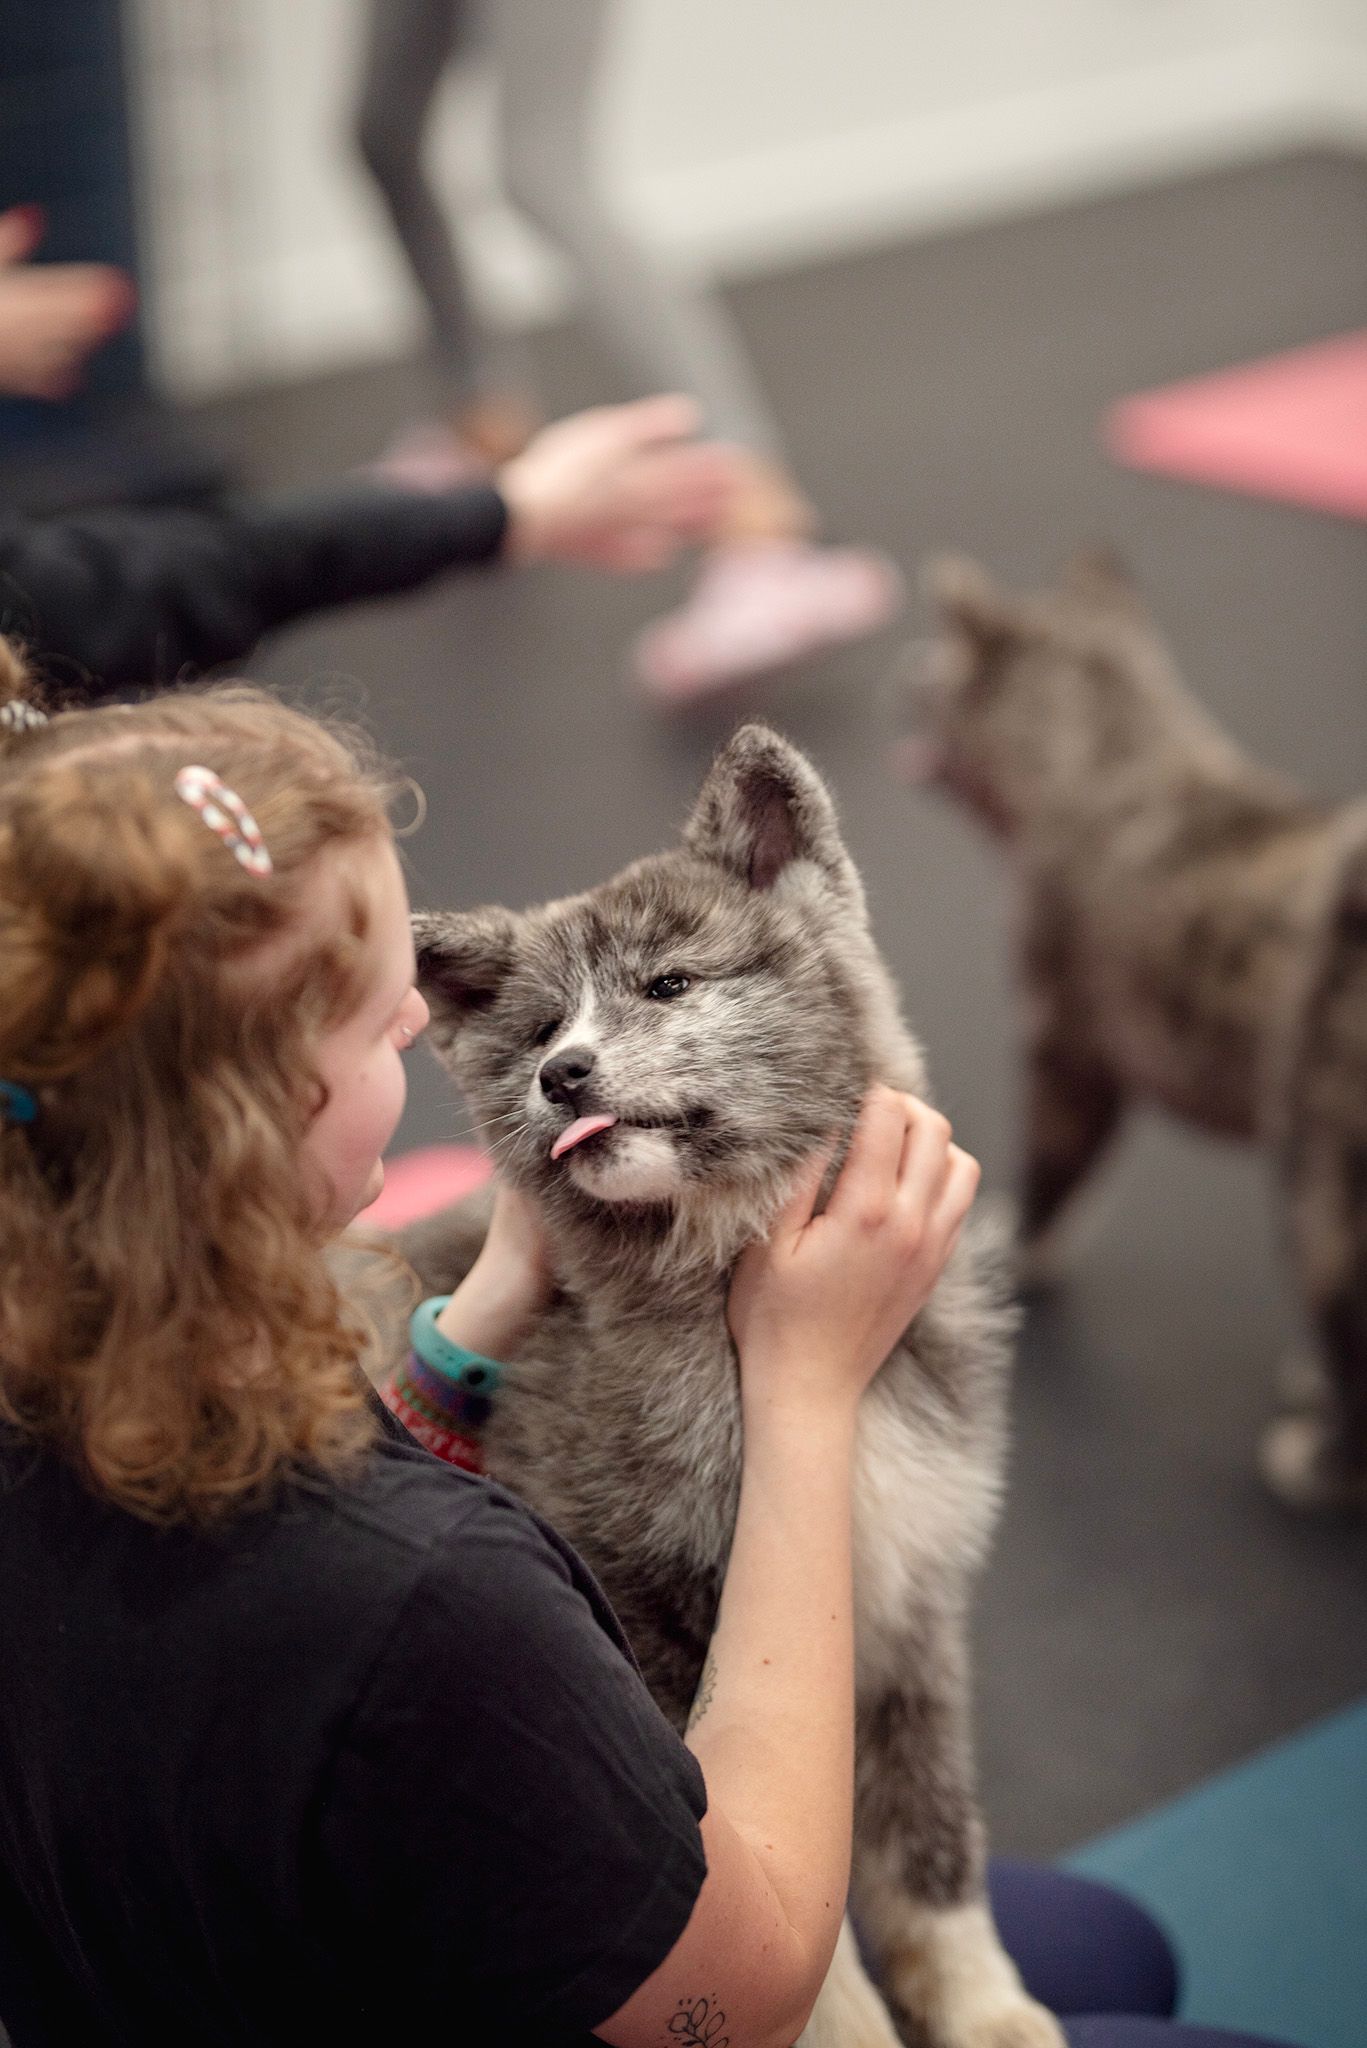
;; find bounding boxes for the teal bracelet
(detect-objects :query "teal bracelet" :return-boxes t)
[409,1295,504,1395]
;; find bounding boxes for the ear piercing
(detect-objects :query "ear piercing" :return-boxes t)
[400,1023,416,1044]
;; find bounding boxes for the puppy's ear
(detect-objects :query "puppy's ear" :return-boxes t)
[411,908,518,1034]
[684,723,864,906]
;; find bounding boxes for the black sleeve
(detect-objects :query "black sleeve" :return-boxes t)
[314,1486,708,2042]
[0,480,509,698]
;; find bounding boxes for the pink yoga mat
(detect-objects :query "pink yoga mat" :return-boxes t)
[1105,329,1367,520]
[358,1143,491,1230]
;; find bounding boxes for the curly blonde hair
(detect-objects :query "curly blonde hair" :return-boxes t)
[0,656,408,1522]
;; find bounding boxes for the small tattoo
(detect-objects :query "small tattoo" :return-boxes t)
[669,1993,729,2048]
[685,1652,717,1733]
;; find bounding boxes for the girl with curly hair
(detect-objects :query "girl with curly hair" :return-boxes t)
[0,658,1271,2048]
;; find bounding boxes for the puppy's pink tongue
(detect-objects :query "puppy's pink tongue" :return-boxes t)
[550,1113,618,1161]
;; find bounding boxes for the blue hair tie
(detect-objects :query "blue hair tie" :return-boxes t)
[0,1080,37,1125]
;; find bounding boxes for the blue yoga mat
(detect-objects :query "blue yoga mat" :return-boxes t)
[1067,1699,1367,2048]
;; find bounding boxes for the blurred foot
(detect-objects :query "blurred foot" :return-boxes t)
[635,540,904,703]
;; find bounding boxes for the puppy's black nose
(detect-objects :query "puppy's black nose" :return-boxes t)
[539,1046,596,1106]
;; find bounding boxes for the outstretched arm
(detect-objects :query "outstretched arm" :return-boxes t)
[0,481,509,698]
[2,394,736,700]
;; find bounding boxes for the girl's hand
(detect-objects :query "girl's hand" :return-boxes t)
[497,395,740,572]
[434,1182,555,1359]
[727,1087,979,1425]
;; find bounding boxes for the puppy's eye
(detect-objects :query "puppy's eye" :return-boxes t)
[532,1015,563,1047]
[646,973,692,1001]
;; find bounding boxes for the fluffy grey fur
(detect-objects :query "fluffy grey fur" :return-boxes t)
[902,553,1367,1511]
[383,726,1059,2048]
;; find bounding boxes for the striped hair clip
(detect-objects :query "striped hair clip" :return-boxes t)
[173,765,273,878]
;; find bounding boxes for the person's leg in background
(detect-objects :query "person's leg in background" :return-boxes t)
[494,0,788,498]
[492,0,903,701]
[353,0,536,470]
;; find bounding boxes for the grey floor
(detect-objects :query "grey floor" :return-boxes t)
[200,149,1367,1861]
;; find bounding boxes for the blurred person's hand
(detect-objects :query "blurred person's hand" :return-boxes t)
[0,206,136,402]
[497,396,740,571]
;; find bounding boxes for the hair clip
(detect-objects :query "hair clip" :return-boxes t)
[173,765,273,878]
[0,701,47,734]
[0,1080,37,1125]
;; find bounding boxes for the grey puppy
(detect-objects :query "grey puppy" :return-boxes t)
[902,553,1367,1511]
[389,725,1060,2048]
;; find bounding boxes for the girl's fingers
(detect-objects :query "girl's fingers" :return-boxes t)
[781,1090,974,1261]
[774,1138,838,1242]
[893,1097,956,1216]
[925,1147,980,1254]
[825,1086,911,1222]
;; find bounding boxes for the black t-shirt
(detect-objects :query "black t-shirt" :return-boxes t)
[0,1397,707,2047]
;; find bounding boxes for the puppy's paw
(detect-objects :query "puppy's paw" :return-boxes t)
[1259,1413,1367,1513]
[881,1901,1064,2048]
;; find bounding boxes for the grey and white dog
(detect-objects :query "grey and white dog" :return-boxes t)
[391,725,1059,2048]
[901,553,1367,1511]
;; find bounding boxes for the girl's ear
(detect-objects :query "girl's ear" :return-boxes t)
[411,908,518,1034]
[683,722,865,908]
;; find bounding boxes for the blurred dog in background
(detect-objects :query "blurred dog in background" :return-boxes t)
[902,553,1367,1512]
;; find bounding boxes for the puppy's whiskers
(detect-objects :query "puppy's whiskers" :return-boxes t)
[483,1120,534,1160]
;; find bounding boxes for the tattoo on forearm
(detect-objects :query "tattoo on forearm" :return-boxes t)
[685,1652,717,1733]
[669,1993,729,2048]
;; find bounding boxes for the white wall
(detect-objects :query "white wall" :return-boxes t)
[131,0,1367,398]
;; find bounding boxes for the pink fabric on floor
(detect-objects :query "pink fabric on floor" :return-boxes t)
[1105,330,1367,520]
[358,1144,492,1230]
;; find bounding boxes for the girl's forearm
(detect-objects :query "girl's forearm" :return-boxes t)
[432,1264,538,1359]
[685,1399,858,1965]
[431,1185,552,1360]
